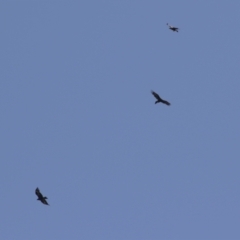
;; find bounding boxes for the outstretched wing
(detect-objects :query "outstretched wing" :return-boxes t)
[151,91,161,101]
[41,198,49,205]
[161,99,171,106]
[35,187,43,198]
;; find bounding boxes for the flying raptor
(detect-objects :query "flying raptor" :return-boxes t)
[166,23,179,32]
[35,187,49,205]
[151,91,170,106]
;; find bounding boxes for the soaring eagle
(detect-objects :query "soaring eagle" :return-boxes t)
[166,23,179,32]
[35,187,49,205]
[151,91,170,106]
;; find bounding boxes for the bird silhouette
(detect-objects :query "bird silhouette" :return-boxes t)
[166,23,179,32]
[35,187,49,205]
[151,91,170,106]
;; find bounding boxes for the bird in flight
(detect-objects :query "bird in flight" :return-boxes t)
[166,23,179,32]
[35,187,49,205]
[151,91,170,106]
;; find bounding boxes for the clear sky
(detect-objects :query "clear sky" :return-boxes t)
[1,1,240,239]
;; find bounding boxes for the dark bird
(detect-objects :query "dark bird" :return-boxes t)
[35,187,49,205]
[151,91,170,106]
[166,23,179,32]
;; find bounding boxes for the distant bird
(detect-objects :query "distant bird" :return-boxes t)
[166,23,179,32]
[151,91,170,106]
[35,187,49,205]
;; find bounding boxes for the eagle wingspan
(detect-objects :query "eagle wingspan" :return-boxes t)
[35,187,49,205]
[151,90,171,106]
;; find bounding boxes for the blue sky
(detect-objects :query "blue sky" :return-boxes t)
[1,1,240,239]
